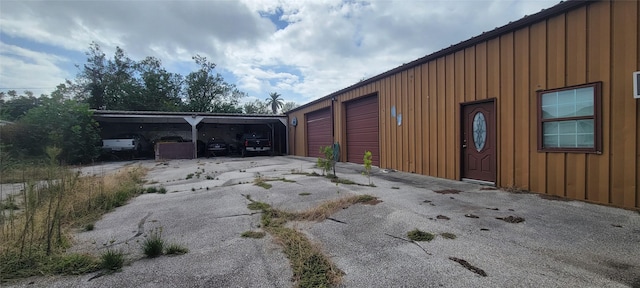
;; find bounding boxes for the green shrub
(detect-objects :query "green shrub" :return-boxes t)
[50,253,99,275]
[100,250,124,271]
[363,150,373,186]
[142,229,165,258]
[407,229,435,242]
[165,243,189,255]
[247,201,271,211]
[241,231,266,239]
[440,232,457,239]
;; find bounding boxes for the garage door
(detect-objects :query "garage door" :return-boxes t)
[306,108,332,158]
[346,95,379,166]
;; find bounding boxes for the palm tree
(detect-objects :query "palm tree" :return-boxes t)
[265,92,284,114]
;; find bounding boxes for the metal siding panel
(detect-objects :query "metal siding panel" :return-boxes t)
[387,77,394,168]
[611,0,638,208]
[454,52,465,180]
[637,0,640,209]
[500,33,515,188]
[401,70,409,172]
[546,13,567,197]
[529,21,548,194]
[487,38,500,100]
[476,42,488,101]
[306,108,332,158]
[437,57,446,178]
[429,62,438,176]
[378,80,386,168]
[415,66,424,175]
[445,54,456,180]
[422,64,431,175]
[465,47,477,102]
[565,6,588,201]
[389,74,400,169]
[346,96,379,165]
[408,68,417,173]
[514,27,531,190]
[586,0,611,204]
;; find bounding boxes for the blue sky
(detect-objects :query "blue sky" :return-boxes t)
[0,0,558,105]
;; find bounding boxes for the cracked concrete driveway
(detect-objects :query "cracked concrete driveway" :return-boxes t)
[7,156,640,287]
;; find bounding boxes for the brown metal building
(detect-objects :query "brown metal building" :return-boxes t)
[286,0,640,209]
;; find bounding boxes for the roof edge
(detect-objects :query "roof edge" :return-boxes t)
[91,109,286,118]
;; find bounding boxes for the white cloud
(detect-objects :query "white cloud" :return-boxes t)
[0,0,558,104]
[0,42,70,94]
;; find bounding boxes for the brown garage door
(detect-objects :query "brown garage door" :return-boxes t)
[346,95,379,165]
[306,108,332,158]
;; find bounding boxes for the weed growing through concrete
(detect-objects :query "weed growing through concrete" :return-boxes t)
[330,177,356,185]
[440,232,457,239]
[185,173,194,180]
[246,194,378,287]
[391,186,400,190]
[407,229,435,242]
[292,171,322,177]
[299,192,311,196]
[84,223,95,231]
[100,249,124,272]
[241,231,266,238]
[247,201,271,211]
[51,253,100,275]
[254,178,273,189]
[317,145,336,176]
[363,150,373,186]
[142,228,165,258]
[164,243,189,255]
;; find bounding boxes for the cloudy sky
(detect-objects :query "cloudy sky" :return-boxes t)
[0,0,558,105]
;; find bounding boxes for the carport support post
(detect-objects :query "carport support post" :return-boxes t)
[267,123,275,154]
[184,116,204,159]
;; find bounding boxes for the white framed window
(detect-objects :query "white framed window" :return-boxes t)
[537,82,602,153]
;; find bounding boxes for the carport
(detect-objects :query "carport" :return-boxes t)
[93,110,288,159]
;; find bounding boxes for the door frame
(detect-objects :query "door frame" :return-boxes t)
[459,98,497,185]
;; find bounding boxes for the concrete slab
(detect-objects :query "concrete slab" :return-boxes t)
[5,156,640,287]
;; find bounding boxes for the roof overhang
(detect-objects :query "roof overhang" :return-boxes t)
[92,110,288,126]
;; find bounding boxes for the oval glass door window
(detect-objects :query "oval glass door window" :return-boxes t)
[473,112,487,152]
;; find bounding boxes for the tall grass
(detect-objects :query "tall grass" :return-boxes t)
[0,164,147,281]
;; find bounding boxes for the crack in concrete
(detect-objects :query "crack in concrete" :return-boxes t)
[384,233,431,255]
[214,212,262,219]
[326,217,347,224]
[100,212,152,249]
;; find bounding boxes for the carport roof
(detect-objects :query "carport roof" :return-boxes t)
[92,110,287,125]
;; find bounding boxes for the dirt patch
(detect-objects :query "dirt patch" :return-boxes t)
[449,257,487,277]
[434,189,461,194]
[479,187,497,190]
[361,199,383,205]
[436,215,450,220]
[496,216,525,223]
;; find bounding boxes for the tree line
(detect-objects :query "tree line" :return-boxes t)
[1,42,299,119]
[0,42,299,164]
